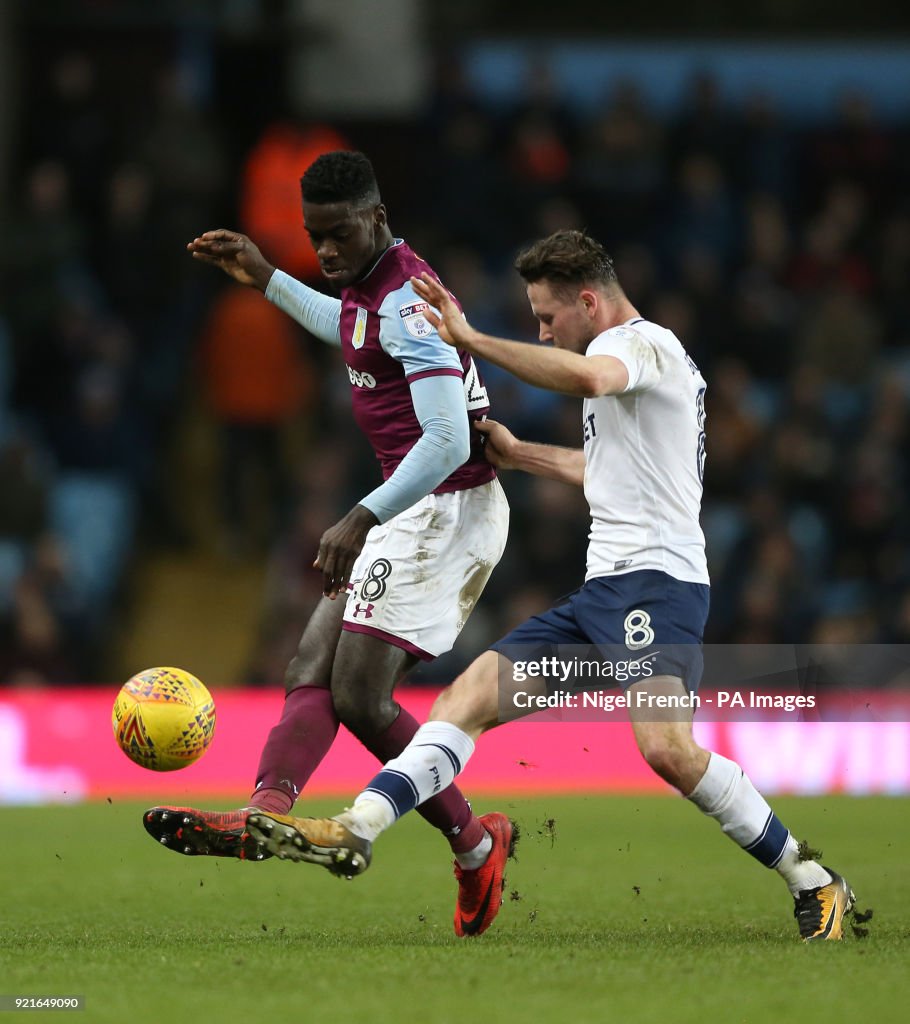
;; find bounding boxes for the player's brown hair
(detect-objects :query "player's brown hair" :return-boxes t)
[514,230,618,300]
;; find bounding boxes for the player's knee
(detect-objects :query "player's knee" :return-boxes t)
[430,684,460,720]
[285,635,334,691]
[431,675,496,737]
[283,655,308,693]
[332,681,395,740]
[637,734,694,789]
[284,623,340,692]
[284,652,332,694]
[330,683,364,729]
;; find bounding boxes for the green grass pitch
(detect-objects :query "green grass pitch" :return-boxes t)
[1,795,907,1023]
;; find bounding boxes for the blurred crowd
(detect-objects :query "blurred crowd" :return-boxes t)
[2,48,909,687]
[0,52,231,683]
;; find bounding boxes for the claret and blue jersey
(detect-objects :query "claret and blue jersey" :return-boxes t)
[340,240,495,493]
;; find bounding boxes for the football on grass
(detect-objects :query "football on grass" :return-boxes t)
[112,667,216,771]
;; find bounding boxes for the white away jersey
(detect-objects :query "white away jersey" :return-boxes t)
[582,317,709,585]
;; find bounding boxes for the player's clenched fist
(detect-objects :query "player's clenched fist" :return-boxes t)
[473,418,521,470]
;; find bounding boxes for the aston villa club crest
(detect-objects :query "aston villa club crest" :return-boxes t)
[352,306,368,349]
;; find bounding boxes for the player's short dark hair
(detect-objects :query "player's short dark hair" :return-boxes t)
[514,230,617,299]
[300,151,381,207]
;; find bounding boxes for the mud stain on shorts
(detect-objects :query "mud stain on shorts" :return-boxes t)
[457,559,493,630]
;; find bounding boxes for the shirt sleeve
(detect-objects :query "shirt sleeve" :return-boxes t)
[264,269,342,347]
[358,374,470,523]
[586,325,661,393]
[377,281,464,381]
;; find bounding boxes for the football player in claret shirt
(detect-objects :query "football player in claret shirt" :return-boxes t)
[245,229,856,944]
[143,151,513,937]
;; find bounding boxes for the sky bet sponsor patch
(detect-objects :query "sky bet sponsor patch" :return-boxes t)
[399,301,434,338]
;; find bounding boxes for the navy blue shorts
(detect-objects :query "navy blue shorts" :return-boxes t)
[491,570,710,693]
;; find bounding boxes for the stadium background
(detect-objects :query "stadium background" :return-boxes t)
[1,0,910,799]
[2,8,909,1024]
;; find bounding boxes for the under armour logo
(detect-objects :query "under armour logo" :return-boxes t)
[353,602,375,619]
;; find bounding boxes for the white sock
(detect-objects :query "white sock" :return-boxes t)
[336,722,476,842]
[335,796,396,843]
[455,832,493,870]
[688,752,791,869]
[775,835,833,895]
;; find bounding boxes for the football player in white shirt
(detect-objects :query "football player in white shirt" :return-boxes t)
[245,230,855,942]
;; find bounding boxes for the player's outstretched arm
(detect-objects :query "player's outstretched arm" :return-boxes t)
[411,273,627,398]
[187,229,276,291]
[189,230,342,345]
[476,419,585,487]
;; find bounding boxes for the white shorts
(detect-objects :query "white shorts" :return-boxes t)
[342,478,509,659]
